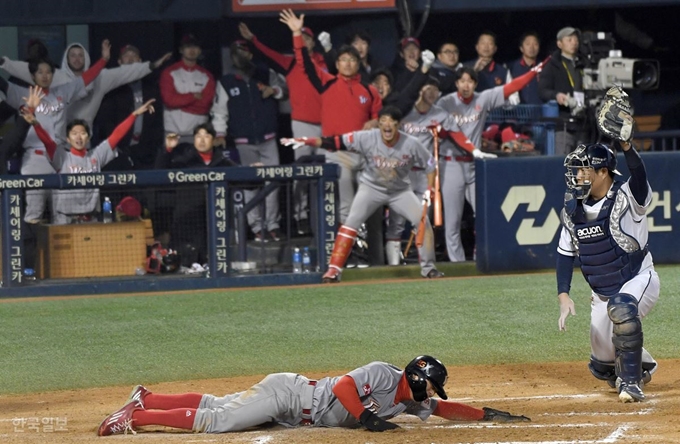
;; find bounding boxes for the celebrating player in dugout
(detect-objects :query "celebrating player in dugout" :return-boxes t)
[556,86,660,403]
[98,355,528,435]
[282,105,445,282]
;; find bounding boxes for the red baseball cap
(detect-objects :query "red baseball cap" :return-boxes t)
[482,124,500,141]
[501,127,531,144]
[119,44,140,57]
[301,27,314,38]
[400,37,420,50]
[115,196,142,219]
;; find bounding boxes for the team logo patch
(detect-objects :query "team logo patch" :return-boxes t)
[363,383,372,395]
[359,95,368,104]
[229,87,240,97]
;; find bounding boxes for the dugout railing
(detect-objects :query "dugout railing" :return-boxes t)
[0,164,339,298]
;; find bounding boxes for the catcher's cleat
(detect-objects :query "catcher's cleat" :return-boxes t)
[322,267,341,284]
[127,385,150,407]
[617,379,645,403]
[97,400,143,436]
[425,269,444,279]
[610,370,653,389]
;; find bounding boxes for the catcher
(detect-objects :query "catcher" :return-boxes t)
[98,355,529,435]
[555,86,660,403]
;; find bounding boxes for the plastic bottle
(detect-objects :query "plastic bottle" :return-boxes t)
[292,247,302,274]
[302,247,312,273]
[102,197,113,223]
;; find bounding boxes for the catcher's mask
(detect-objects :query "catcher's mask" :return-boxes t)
[564,143,621,200]
[405,355,448,402]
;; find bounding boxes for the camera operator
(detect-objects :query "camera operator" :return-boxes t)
[538,27,591,155]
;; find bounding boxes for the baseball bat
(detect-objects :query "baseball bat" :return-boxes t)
[415,198,428,248]
[431,127,443,227]
[403,230,416,258]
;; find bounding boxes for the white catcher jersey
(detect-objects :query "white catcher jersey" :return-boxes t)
[342,129,435,193]
[436,86,505,148]
[311,361,437,427]
[558,179,654,270]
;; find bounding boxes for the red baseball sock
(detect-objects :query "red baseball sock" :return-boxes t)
[144,393,203,410]
[132,409,196,430]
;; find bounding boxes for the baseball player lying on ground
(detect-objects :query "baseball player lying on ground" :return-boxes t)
[98,355,529,435]
[282,105,447,281]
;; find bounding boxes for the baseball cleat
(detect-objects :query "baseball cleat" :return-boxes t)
[425,269,444,279]
[322,268,341,284]
[617,380,645,402]
[97,400,143,436]
[126,385,150,407]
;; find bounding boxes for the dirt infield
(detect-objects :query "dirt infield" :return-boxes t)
[1,360,678,444]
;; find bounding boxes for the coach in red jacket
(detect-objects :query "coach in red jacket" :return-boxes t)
[238,21,328,234]
[281,9,382,225]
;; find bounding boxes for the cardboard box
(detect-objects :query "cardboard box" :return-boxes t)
[37,222,147,279]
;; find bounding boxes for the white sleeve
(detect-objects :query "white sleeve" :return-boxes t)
[97,62,153,93]
[268,69,288,100]
[210,82,229,137]
[0,58,32,83]
[557,226,577,257]
[505,68,521,105]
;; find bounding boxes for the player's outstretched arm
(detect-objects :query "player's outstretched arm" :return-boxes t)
[281,135,349,152]
[433,401,530,422]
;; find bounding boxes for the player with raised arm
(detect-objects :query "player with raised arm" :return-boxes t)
[31,97,156,224]
[556,86,660,403]
[436,60,547,262]
[282,105,444,282]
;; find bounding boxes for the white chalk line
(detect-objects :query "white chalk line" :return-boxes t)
[540,407,654,417]
[445,424,630,444]
[453,393,601,402]
[415,422,612,430]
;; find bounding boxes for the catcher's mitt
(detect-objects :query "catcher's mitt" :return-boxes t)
[596,86,635,143]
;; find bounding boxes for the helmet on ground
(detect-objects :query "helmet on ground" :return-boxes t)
[405,355,448,401]
[564,143,621,200]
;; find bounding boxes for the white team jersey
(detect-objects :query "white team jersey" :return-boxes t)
[400,105,462,154]
[342,129,435,193]
[558,179,653,273]
[436,86,505,148]
[51,141,117,219]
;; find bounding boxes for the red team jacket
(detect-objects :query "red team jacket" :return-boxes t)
[293,35,382,137]
[251,36,327,124]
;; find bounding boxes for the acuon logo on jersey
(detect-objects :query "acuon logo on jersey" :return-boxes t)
[577,226,604,239]
[362,384,372,395]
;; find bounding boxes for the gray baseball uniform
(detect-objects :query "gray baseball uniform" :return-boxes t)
[386,104,461,241]
[339,129,437,276]
[4,79,89,222]
[192,361,437,433]
[50,141,118,225]
[2,44,153,127]
[436,87,505,261]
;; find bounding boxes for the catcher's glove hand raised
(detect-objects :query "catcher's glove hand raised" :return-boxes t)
[482,407,531,422]
[596,86,635,143]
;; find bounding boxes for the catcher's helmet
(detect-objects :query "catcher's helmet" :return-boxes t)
[564,143,621,200]
[405,355,448,402]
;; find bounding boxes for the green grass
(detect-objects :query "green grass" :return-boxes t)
[1,265,678,395]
